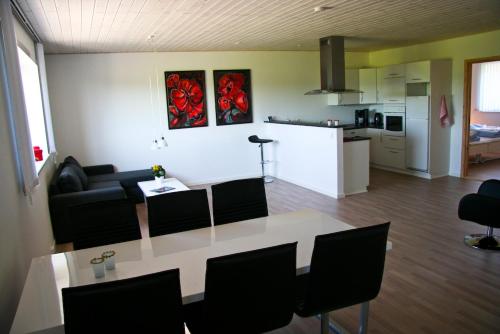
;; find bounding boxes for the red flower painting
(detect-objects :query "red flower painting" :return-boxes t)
[165,71,208,129]
[214,70,252,125]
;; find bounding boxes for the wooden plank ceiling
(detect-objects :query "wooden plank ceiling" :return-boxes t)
[17,0,500,54]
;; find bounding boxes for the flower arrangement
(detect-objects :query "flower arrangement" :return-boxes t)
[151,164,166,178]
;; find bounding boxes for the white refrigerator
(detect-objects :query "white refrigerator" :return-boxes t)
[406,96,430,171]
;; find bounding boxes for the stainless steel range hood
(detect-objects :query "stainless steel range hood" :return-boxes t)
[305,36,361,95]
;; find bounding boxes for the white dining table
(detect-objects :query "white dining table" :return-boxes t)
[10,208,392,334]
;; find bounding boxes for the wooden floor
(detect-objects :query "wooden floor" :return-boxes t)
[468,159,500,181]
[59,169,500,333]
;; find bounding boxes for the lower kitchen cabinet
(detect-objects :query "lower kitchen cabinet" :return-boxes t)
[380,147,406,169]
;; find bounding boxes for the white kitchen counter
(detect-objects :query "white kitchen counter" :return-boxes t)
[265,122,345,198]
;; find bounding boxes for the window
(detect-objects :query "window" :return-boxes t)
[476,60,500,113]
[17,46,48,171]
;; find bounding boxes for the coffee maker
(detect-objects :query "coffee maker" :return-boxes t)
[355,109,369,127]
[374,112,383,128]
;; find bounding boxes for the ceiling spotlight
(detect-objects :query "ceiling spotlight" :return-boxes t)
[314,6,334,13]
[234,41,241,45]
[147,34,156,41]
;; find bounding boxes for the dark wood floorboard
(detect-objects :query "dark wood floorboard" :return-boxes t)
[58,169,500,333]
[468,159,500,181]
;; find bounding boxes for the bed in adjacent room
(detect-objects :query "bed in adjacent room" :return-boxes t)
[469,124,500,162]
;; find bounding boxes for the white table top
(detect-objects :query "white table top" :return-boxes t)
[137,177,190,197]
[10,209,392,334]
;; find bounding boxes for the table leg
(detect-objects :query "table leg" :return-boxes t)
[359,301,370,334]
[321,312,330,334]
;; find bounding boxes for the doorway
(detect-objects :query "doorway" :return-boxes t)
[461,55,500,180]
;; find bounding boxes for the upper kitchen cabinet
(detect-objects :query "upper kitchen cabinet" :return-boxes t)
[359,68,377,104]
[327,69,360,105]
[380,76,406,104]
[380,64,405,79]
[378,64,406,104]
[405,61,431,83]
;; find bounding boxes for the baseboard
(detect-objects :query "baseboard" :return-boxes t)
[274,174,342,199]
[371,164,436,179]
[345,188,367,196]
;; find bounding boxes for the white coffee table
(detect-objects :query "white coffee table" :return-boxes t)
[137,178,190,198]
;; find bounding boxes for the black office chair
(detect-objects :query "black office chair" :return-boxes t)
[211,178,268,225]
[458,179,500,250]
[184,242,297,334]
[70,199,142,250]
[62,268,185,334]
[248,135,274,183]
[148,189,211,237]
[295,223,390,334]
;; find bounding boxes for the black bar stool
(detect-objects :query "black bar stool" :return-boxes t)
[248,135,274,183]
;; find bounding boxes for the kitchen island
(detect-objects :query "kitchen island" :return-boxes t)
[263,120,370,198]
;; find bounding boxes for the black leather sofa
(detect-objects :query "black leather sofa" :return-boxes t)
[49,156,154,243]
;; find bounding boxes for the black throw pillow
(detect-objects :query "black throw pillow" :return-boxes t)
[64,156,82,169]
[57,166,83,193]
[63,157,88,189]
[64,163,88,190]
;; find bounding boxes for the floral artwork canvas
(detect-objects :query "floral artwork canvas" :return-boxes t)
[213,69,253,125]
[165,71,208,129]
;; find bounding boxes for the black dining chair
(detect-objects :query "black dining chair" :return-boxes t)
[184,242,298,334]
[458,179,500,250]
[147,189,211,237]
[211,177,268,225]
[295,222,390,334]
[62,268,185,334]
[70,198,142,250]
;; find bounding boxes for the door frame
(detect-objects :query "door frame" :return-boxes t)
[460,55,500,178]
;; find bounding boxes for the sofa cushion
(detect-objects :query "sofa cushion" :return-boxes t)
[87,180,122,190]
[63,162,89,190]
[57,166,83,193]
[88,169,153,189]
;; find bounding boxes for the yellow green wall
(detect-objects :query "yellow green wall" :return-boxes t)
[369,29,500,176]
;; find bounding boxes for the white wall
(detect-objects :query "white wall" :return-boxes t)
[46,51,368,185]
[0,73,56,332]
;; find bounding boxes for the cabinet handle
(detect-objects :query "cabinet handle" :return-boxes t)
[389,151,399,154]
[389,99,398,102]
[339,95,343,104]
[411,78,421,81]
[389,73,397,76]
[361,93,364,103]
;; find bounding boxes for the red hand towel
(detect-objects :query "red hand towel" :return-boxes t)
[440,95,450,128]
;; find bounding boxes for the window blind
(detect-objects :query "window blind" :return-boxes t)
[477,60,500,113]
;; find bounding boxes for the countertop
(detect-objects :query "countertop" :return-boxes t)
[264,120,383,130]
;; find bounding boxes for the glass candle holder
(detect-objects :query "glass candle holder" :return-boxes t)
[102,250,116,270]
[90,257,105,278]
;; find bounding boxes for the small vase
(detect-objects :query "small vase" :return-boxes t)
[155,176,165,186]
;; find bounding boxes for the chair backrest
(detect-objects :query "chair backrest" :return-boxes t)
[478,179,500,200]
[203,242,297,334]
[70,199,141,250]
[211,177,268,225]
[147,189,211,237]
[62,268,185,334]
[301,222,390,316]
